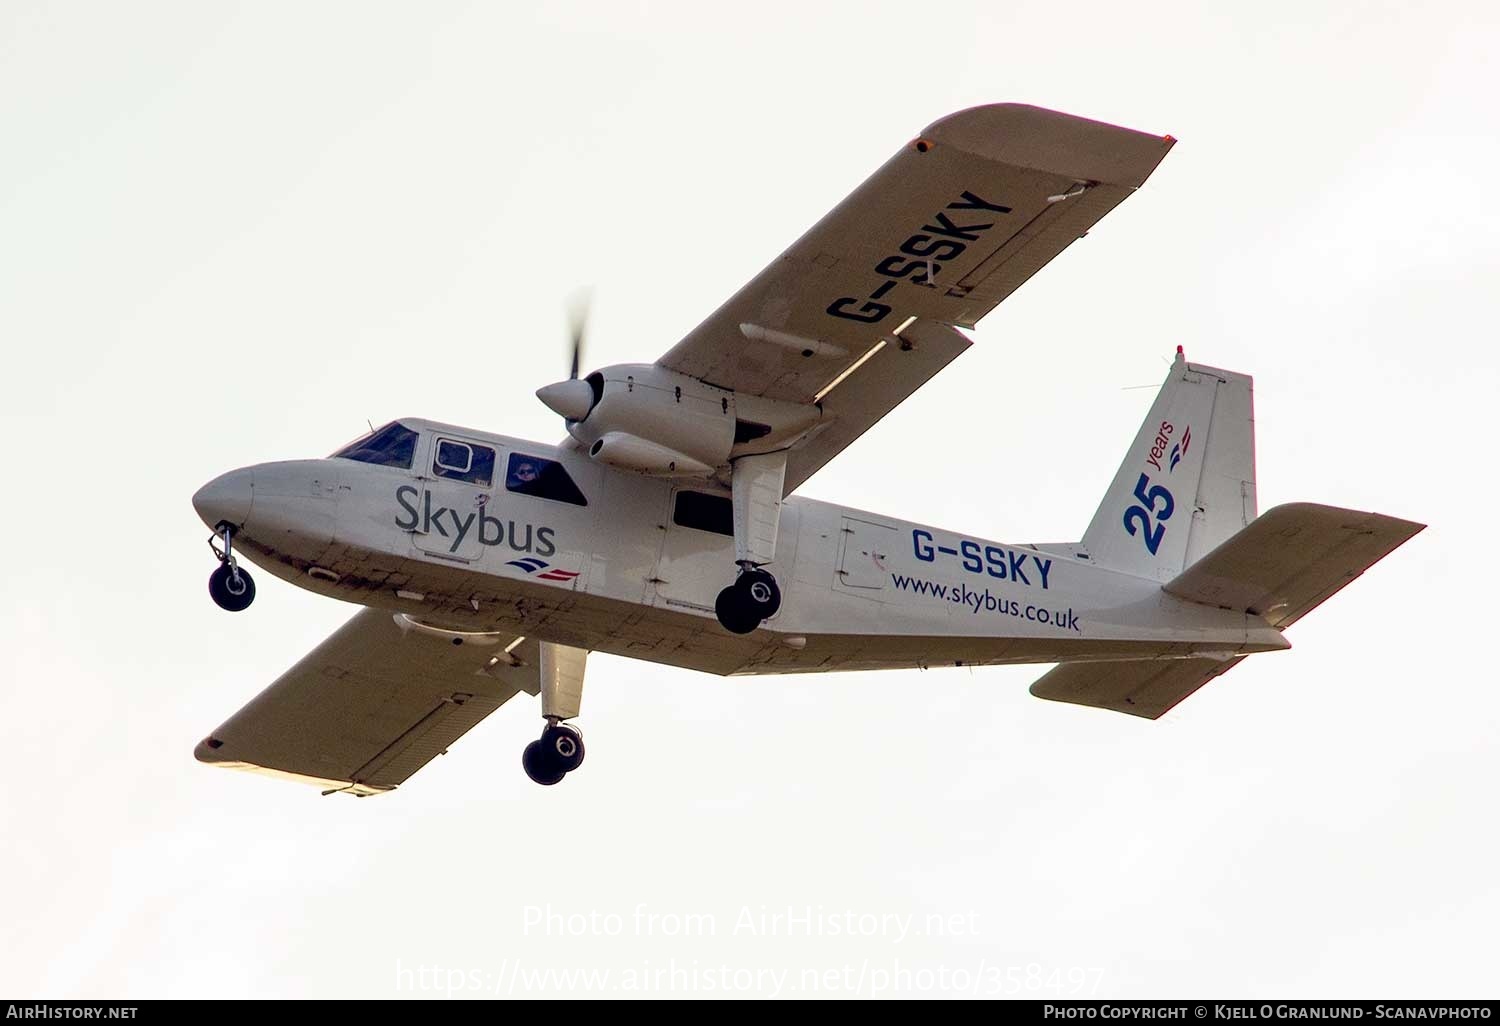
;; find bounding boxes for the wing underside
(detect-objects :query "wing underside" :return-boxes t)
[656,104,1176,493]
[195,609,540,795]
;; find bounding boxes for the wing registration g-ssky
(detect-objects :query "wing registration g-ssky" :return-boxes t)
[188,104,1423,793]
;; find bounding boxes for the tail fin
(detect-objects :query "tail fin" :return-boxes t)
[1080,350,1256,579]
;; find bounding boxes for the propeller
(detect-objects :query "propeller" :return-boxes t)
[536,290,598,421]
[566,289,589,381]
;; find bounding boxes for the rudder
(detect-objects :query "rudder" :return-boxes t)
[1080,350,1257,579]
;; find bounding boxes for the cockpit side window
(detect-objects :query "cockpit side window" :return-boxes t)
[332,421,419,469]
[433,438,495,486]
[435,439,473,474]
[505,453,588,506]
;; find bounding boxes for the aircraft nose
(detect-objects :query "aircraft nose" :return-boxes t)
[192,469,253,529]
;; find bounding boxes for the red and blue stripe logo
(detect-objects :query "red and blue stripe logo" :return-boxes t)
[506,556,580,583]
[1169,425,1192,473]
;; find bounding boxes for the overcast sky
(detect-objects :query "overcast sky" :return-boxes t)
[2,0,1497,999]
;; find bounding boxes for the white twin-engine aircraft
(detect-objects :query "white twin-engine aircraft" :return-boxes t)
[191,104,1422,792]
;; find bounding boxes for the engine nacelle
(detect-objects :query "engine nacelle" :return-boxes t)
[566,364,735,469]
[588,432,714,477]
[545,363,822,478]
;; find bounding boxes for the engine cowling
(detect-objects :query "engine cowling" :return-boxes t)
[566,364,735,470]
[538,363,822,478]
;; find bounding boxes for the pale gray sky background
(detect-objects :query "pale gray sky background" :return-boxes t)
[2,0,1497,999]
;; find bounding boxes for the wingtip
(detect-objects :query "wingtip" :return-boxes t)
[920,103,1177,189]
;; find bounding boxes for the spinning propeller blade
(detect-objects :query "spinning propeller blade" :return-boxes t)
[537,290,598,420]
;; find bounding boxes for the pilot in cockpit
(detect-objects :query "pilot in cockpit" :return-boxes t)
[507,459,540,489]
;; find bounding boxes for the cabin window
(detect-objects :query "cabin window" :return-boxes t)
[433,439,495,486]
[331,421,419,469]
[673,490,733,536]
[505,453,588,506]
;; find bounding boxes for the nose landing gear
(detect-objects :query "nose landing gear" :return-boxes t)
[522,721,585,786]
[207,524,255,612]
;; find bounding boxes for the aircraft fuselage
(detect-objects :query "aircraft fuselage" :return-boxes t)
[192,418,1287,679]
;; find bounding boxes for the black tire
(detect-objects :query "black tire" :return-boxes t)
[522,740,566,786]
[543,723,585,773]
[209,564,255,612]
[738,569,781,619]
[715,585,760,635]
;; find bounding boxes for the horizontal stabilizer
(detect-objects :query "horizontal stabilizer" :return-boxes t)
[1164,502,1425,629]
[1029,657,1244,719]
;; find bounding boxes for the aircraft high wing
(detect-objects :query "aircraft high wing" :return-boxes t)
[657,104,1175,493]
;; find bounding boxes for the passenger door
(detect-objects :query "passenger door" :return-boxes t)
[411,435,497,563]
[652,487,736,615]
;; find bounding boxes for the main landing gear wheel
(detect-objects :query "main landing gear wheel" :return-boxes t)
[207,525,255,612]
[714,568,781,635]
[522,723,586,786]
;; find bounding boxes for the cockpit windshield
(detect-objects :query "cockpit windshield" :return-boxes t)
[332,421,419,469]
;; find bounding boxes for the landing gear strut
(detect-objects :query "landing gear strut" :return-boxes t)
[715,450,788,634]
[715,564,781,634]
[522,721,585,786]
[207,524,255,612]
[524,642,588,785]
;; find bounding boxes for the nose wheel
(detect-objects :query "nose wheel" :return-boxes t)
[207,524,256,612]
[522,721,585,786]
[715,566,781,634]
